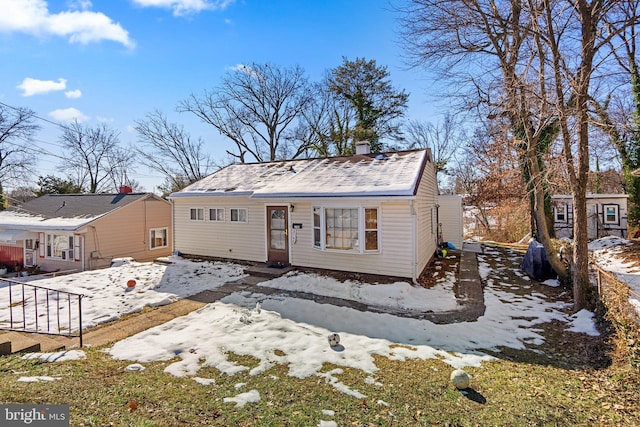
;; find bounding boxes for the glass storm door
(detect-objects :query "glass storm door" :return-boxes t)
[267,206,289,265]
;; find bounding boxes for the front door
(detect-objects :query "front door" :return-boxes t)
[267,206,289,266]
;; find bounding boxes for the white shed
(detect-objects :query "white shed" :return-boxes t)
[437,195,464,249]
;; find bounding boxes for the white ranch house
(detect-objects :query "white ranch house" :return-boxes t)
[170,145,444,281]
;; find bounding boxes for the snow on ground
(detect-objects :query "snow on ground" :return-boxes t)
[589,236,640,314]
[107,247,594,399]
[0,257,246,332]
[258,270,458,312]
[4,246,605,402]
[21,350,86,362]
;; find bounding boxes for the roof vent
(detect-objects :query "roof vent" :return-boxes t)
[355,140,371,155]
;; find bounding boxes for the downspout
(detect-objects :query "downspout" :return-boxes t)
[170,198,176,255]
[410,200,419,286]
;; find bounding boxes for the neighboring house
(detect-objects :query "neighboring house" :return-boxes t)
[170,143,440,281]
[552,194,629,239]
[437,195,464,249]
[0,192,172,273]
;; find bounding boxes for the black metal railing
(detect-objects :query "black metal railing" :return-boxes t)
[0,277,84,347]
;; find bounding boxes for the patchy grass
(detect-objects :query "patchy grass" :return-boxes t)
[1,347,639,426]
[1,245,639,425]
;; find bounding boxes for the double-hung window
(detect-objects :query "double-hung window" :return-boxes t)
[46,234,73,259]
[209,208,225,222]
[554,205,567,222]
[190,208,204,221]
[230,208,248,223]
[603,205,619,224]
[313,206,379,253]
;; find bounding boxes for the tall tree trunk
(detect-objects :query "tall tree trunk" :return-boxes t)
[527,145,569,282]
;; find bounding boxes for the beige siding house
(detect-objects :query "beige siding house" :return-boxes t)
[0,193,172,273]
[171,146,439,281]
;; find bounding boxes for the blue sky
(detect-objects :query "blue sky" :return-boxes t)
[0,0,442,192]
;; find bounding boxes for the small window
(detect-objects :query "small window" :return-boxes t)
[209,208,225,222]
[190,208,204,221]
[603,205,619,224]
[150,227,168,249]
[554,205,567,222]
[230,208,248,223]
[364,208,379,251]
[313,207,321,248]
[25,239,34,250]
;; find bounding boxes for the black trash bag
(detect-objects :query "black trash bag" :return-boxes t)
[520,240,557,281]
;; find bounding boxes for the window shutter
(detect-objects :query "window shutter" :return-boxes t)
[74,235,81,261]
[39,233,45,258]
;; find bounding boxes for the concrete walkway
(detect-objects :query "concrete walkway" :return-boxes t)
[56,245,486,349]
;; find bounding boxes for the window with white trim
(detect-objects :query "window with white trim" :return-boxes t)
[209,208,225,222]
[603,204,619,224]
[150,227,168,249]
[230,208,248,223]
[46,234,73,259]
[313,206,380,253]
[190,208,204,221]
[554,205,567,222]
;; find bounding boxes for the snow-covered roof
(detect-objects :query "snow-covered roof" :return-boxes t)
[0,193,152,231]
[172,150,429,199]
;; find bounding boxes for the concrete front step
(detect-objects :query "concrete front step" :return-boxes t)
[0,331,70,355]
[245,264,294,278]
[0,332,41,355]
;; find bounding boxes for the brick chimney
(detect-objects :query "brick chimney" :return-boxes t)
[355,140,371,155]
[119,185,133,194]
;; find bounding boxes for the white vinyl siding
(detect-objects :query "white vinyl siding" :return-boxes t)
[415,161,439,277]
[437,195,464,250]
[173,197,264,262]
[291,200,413,278]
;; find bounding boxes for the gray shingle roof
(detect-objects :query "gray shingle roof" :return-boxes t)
[12,193,150,218]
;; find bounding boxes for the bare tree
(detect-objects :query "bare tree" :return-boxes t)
[179,63,313,163]
[134,110,212,193]
[399,0,569,285]
[0,104,39,189]
[405,114,463,187]
[293,80,355,157]
[60,120,133,193]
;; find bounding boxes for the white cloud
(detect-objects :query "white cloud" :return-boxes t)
[0,0,134,48]
[67,0,93,11]
[95,116,114,123]
[65,89,82,99]
[132,0,235,16]
[17,77,66,96]
[49,107,90,123]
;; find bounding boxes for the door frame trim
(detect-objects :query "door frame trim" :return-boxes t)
[264,204,291,265]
